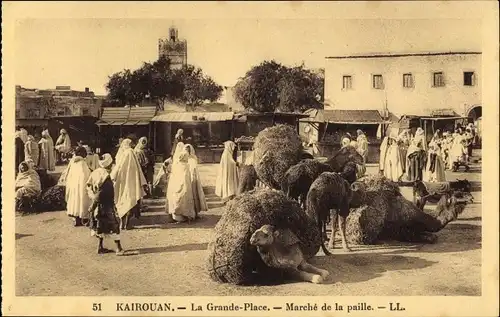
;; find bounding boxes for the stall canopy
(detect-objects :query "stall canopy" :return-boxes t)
[96,106,157,126]
[151,111,235,122]
[300,109,387,124]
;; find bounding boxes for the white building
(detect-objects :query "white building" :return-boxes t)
[324,51,482,120]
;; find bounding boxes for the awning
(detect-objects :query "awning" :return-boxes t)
[300,109,386,124]
[151,112,234,122]
[419,116,467,121]
[97,106,157,126]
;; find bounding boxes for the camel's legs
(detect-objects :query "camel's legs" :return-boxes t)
[298,261,330,279]
[338,214,352,252]
[287,268,324,284]
[327,210,338,249]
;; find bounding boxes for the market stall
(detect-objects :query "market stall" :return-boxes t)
[150,111,235,163]
[300,109,388,163]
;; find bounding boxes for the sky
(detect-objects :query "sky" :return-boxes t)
[15,18,482,95]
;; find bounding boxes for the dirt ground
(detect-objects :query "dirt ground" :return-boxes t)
[15,155,482,296]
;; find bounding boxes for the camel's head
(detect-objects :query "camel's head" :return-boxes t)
[338,146,364,165]
[250,225,277,246]
[349,181,367,207]
[437,193,467,220]
[453,190,474,204]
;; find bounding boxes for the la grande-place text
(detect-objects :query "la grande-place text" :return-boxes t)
[113,301,406,313]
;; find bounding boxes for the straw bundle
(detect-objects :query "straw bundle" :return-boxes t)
[252,125,303,190]
[207,188,320,285]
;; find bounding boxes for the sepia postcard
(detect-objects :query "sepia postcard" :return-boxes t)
[2,1,499,316]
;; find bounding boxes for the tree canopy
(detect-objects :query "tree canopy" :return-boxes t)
[233,60,324,113]
[105,56,223,110]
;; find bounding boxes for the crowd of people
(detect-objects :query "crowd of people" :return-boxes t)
[15,127,243,255]
[378,123,478,183]
[14,123,478,254]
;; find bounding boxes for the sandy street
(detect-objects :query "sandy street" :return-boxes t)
[15,161,481,296]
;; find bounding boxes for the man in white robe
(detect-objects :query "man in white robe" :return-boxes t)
[110,138,147,230]
[55,129,72,163]
[215,140,239,202]
[166,151,196,223]
[379,135,404,182]
[65,147,92,226]
[38,129,56,171]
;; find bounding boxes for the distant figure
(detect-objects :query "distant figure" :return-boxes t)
[423,130,446,182]
[379,135,404,182]
[65,147,92,227]
[24,135,40,168]
[341,137,351,148]
[38,130,56,171]
[171,129,184,157]
[215,140,239,202]
[184,144,208,218]
[15,131,26,172]
[134,137,152,184]
[406,127,427,181]
[19,128,29,143]
[153,157,173,197]
[55,129,72,163]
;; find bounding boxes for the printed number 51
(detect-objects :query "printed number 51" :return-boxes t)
[93,303,102,311]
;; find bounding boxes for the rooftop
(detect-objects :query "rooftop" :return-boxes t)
[325,51,482,60]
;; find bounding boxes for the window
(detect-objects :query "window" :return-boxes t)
[403,73,414,88]
[26,108,40,118]
[372,74,384,89]
[342,75,352,90]
[15,109,20,118]
[433,72,445,87]
[464,71,475,86]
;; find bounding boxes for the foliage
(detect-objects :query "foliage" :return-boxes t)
[234,60,324,113]
[105,56,222,110]
[175,65,223,111]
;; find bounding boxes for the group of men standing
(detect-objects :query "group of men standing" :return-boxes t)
[15,127,74,173]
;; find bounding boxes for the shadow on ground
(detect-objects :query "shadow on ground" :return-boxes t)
[339,222,481,255]
[131,213,222,230]
[15,233,34,240]
[137,242,208,254]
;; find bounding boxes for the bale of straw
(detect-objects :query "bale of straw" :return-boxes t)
[15,196,41,214]
[345,190,391,244]
[38,185,67,212]
[253,124,303,190]
[346,205,387,244]
[207,188,320,285]
[359,174,401,196]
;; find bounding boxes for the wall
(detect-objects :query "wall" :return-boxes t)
[324,53,482,117]
[16,86,100,118]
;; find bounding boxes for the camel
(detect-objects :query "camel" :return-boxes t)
[250,224,330,284]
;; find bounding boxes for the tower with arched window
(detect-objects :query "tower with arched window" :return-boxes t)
[158,26,187,69]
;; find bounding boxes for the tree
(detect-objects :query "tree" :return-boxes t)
[174,65,223,111]
[104,56,222,111]
[234,60,324,113]
[105,69,142,107]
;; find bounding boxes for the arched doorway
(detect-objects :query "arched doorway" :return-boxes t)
[466,105,482,148]
[467,105,482,121]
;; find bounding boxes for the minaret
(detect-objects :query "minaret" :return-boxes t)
[158,26,187,69]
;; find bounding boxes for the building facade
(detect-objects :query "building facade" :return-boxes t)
[16,85,101,119]
[324,52,482,118]
[158,27,188,69]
